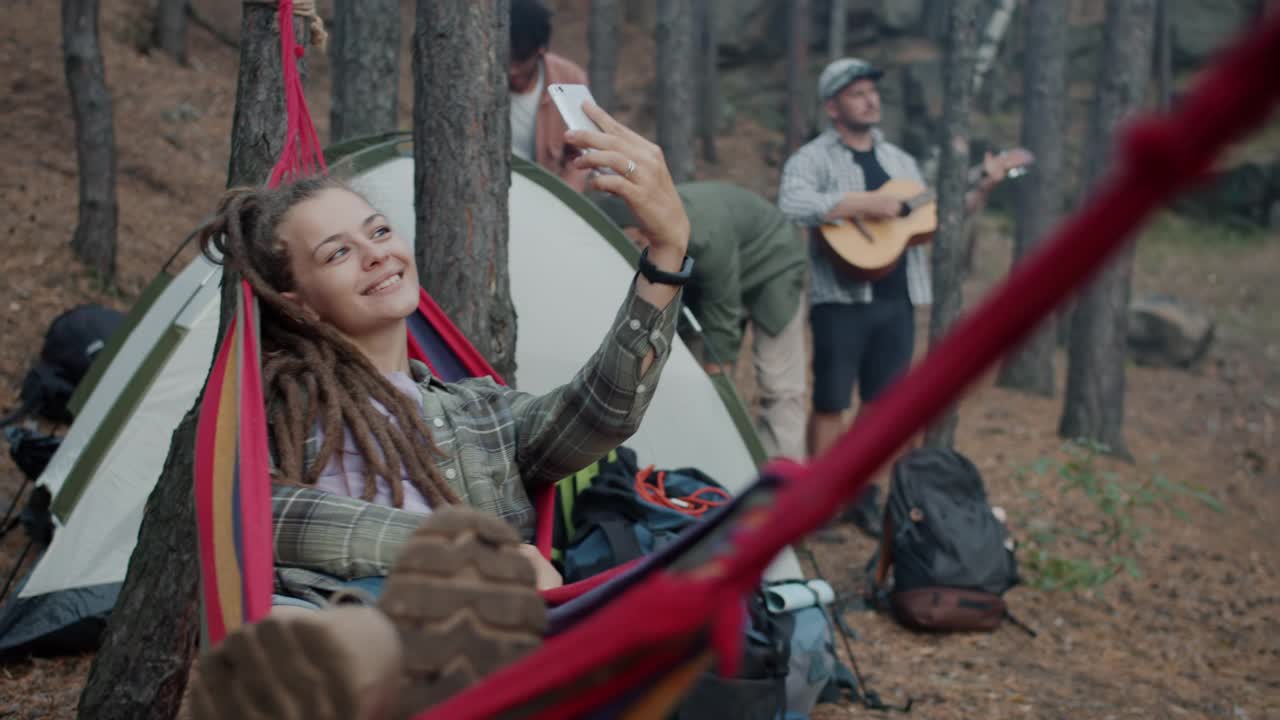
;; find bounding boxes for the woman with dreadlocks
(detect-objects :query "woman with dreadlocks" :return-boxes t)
[183,106,691,720]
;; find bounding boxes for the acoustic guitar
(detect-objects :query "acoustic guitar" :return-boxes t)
[815,148,1034,280]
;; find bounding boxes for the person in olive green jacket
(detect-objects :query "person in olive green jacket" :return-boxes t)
[595,181,808,460]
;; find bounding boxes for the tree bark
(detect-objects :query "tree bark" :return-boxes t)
[588,0,620,114]
[995,0,1067,397]
[63,0,117,285]
[152,0,188,64]
[922,0,982,450]
[696,0,719,163]
[77,8,306,719]
[413,1,517,382]
[1155,0,1172,110]
[1059,0,1155,460]
[784,0,811,154]
[828,0,847,61]
[655,0,696,182]
[330,0,400,144]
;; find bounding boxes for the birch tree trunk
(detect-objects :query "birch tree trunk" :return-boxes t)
[995,0,1067,397]
[63,0,117,284]
[971,0,1017,98]
[1059,0,1156,460]
[413,1,518,382]
[330,0,401,143]
[922,0,982,449]
[77,6,307,719]
[655,0,696,182]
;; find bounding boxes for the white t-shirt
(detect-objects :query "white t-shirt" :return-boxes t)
[510,61,544,162]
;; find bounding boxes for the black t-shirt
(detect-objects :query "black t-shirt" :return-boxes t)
[850,148,909,302]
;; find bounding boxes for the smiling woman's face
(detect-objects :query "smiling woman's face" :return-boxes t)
[278,187,420,339]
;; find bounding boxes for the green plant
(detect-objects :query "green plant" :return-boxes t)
[1015,439,1223,592]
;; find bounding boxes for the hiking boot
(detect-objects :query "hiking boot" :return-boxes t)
[378,506,547,717]
[841,486,883,540]
[186,506,547,720]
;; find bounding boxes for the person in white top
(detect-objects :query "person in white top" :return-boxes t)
[508,0,591,191]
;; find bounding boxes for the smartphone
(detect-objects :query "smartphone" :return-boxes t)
[548,83,602,134]
[548,83,617,175]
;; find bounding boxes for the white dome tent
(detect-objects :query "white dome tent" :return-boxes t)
[0,138,802,655]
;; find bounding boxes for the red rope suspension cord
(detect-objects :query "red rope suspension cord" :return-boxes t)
[268,0,327,188]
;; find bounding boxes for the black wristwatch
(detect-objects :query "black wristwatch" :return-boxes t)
[637,247,694,286]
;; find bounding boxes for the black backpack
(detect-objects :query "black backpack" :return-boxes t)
[1,304,123,427]
[868,448,1024,634]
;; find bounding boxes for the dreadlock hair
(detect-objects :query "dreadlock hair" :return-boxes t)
[196,176,459,509]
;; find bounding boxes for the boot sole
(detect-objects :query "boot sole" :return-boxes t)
[378,506,548,717]
[188,506,547,720]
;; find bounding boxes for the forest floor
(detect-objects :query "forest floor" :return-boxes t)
[0,0,1276,718]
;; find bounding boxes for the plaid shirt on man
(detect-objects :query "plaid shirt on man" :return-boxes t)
[777,128,933,307]
[271,284,680,603]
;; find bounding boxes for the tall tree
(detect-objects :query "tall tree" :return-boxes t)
[77,7,310,719]
[588,0,620,114]
[971,0,1017,98]
[1154,0,1172,110]
[784,0,811,154]
[63,0,117,284]
[696,0,719,162]
[152,0,188,64]
[330,0,400,143]
[828,0,847,61]
[922,0,982,449]
[1060,0,1155,459]
[413,1,517,381]
[655,0,696,182]
[995,0,1068,397]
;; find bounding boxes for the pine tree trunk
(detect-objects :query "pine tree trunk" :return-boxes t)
[995,0,1067,397]
[63,0,117,285]
[76,8,306,719]
[413,1,517,382]
[152,0,188,64]
[828,0,847,60]
[784,0,811,154]
[1155,0,1172,110]
[1059,0,1155,460]
[588,0,620,114]
[922,0,982,450]
[330,0,400,144]
[696,0,718,163]
[655,0,696,182]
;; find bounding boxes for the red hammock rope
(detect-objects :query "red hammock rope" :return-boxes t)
[267,0,327,188]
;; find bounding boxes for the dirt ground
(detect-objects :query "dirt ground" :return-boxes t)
[0,1,1277,718]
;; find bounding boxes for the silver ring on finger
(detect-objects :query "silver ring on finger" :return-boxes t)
[624,158,637,179]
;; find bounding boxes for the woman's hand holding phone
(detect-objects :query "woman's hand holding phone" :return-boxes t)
[562,102,688,270]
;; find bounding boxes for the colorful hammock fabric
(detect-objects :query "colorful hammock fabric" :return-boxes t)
[192,0,1280,714]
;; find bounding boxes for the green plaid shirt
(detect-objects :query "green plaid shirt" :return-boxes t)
[272,285,680,602]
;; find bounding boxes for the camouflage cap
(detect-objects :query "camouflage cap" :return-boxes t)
[818,57,884,101]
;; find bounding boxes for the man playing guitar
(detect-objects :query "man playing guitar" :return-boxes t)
[778,57,1020,537]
